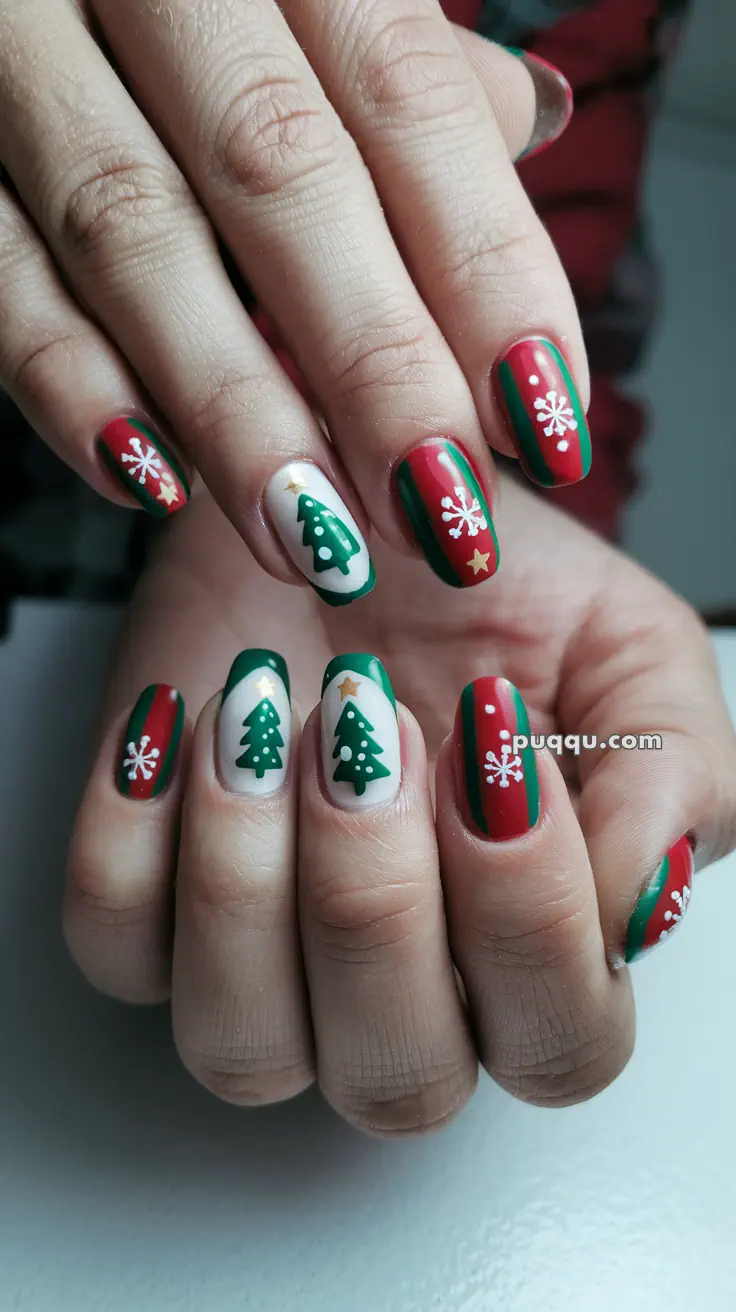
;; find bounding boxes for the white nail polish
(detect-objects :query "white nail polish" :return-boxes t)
[320,654,400,811]
[265,462,375,606]
[218,650,291,796]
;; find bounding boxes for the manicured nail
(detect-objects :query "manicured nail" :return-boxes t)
[116,684,185,800]
[504,48,573,160]
[97,417,190,517]
[396,438,499,587]
[320,654,400,810]
[265,462,375,606]
[624,835,694,963]
[218,649,291,796]
[493,337,591,488]
[455,676,539,840]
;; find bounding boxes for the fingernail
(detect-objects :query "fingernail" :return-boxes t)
[624,835,694,963]
[320,654,400,810]
[493,337,591,488]
[396,438,499,587]
[218,649,291,796]
[455,676,539,840]
[265,462,375,606]
[504,48,573,160]
[116,684,185,800]
[97,417,190,517]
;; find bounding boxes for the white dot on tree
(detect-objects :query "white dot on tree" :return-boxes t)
[347,710,355,719]
[264,747,270,754]
[358,753,365,761]
[314,526,324,536]
[318,547,332,561]
[360,740,367,747]
[305,500,313,507]
[366,766,374,774]
[254,756,260,763]
[340,746,352,761]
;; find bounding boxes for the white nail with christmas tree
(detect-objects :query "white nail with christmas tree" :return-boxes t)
[266,462,375,606]
[321,654,401,811]
[218,649,291,796]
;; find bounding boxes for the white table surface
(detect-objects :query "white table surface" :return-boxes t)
[2,602,735,1312]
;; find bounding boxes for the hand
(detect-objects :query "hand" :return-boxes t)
[64,477,736,1135]
[0,0,582,607]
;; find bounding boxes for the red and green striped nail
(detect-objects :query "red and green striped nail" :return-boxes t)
[455,676,539,840]
[493,337,591,488]
[396,438,499,588]
[625,835,694,963]
[97,417,190,518]
[116,684,185,800]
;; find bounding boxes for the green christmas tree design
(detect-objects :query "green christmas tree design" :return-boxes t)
[236,698,284,778]
[332,701,391,796]
[297,493,360,576]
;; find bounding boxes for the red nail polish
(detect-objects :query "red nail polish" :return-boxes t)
[116,684,185,800]
[625,835,694,962]
[493,337,591,488]
[97,417,190,517]
[396,438,499,587]
[455,676,540,840]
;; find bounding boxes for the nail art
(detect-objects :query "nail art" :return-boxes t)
[624,835,694,964]
[455,676,539,840]
[265,462,375,606]
[321,654,400,810]
[504,48,573,161]
[116,684,185,800]
[97,417,190,517]
[396,438,499,588]
[218,649,291,796]
[493,337,591,488]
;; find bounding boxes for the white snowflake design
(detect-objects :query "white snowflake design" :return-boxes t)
[658,885,691,942]
[533,390,578,439]
[484,744,524,789]
[123,735,161,782]
[441,486,487,540]
[121,435,164,487]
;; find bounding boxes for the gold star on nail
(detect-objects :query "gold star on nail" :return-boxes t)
[255,675,276,699]
[338,675,361,701]
[466,548,491,576]
[285,474,307,494]
[157,480,179,507]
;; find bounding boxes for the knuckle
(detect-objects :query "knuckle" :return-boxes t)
[187,865,289,932]
[470,898,589,973]
[307,876,430,963]
[66,861,163,936]
[336,1061,474,1138]
[440,218,542,301]
[210,75,343,198]
[324,314,437,403]
[359,16,476,124]
[58,155,193,267]
[9,331,84,397]
[183,363,271,454]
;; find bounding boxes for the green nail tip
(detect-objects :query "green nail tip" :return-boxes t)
[222,649,290,704]
[321,653,396,709]
[313,559,376,607]
[624,854,672,963]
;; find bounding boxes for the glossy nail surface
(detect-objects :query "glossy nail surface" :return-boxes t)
[218,649,291,796]
[97,417,190,517]
[396,438,499,587]
[321,654,400,810]
[117,684,184,800]
[455,676,539,840]
[505,48,574,160]
[493,337,591,488]
[625,835,694,963]
[266,462,375,606]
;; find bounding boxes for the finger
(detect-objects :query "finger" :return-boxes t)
[0,3,375,604]
[560,578,736,965]
[454,31,573,163]
[64,684,186,1004]
[299,655,476,1137]
[0,178,190,516]
[286,1,590,488]
[436,677,633,1105]
[173,657,314,1107]
[90,0,504,587]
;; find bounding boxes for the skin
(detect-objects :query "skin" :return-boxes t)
[64,477,736,1135]
[0,0,578,586]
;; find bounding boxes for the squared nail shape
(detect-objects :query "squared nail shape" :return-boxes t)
[456,676,539,839]
[117,684,185,800]
[218,649,291,796]
[396,438,499,587]
[321,654,400,810]
[493,338,591,487]
[624,835,693,963]
[97,417,190,516]
[266,462,375,606]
